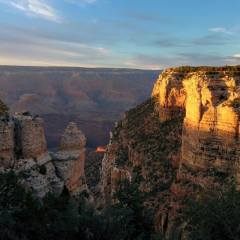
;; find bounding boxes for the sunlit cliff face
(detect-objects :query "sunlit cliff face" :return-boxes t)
[152,67,240,182]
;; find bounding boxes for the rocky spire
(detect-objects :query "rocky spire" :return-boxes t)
[60,122,86,152]
[53,122,87,193]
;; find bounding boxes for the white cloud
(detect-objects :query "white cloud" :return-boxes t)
[233,54,240,58]
[4,0,61,22]
[208,27,232,34]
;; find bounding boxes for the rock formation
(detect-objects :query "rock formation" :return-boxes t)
[0,102,88,198]
[101,66,240,239]
[52,122,88,193]
[152,67,240,181]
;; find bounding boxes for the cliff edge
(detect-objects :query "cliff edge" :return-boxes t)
[101,66,240,239]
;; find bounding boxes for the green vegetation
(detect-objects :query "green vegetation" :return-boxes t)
[182,182,240,240]
[0,171,162,240]
[111,169,162,240]
[119,98,183,199]
[0,99,8,114]
[168,65,240,73]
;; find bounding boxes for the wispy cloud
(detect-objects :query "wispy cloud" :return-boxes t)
[64,0,97,5]
[0,25,113,67]
[125,52,240,70]
[232,54,240,59]
[209,27,233,34]
[3,0,61,22]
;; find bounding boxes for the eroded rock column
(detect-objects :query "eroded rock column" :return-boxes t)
[53,122,87,193]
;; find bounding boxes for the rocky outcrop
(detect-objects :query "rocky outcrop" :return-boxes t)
[14,114,48,161]
[0,109,87,198]
[152,70,186,121]
[52,122,87,193]
[101,66,240,239]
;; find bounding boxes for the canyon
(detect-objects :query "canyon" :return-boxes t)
[0,66,158,148]
[0,66,240,239]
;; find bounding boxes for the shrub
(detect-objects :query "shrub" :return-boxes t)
[182,182,240,240]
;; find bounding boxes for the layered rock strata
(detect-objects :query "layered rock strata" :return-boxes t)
[152,67,240,180]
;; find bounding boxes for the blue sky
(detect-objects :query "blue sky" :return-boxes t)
[0,0,240,69]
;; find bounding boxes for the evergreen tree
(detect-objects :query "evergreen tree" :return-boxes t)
[183,182,240,240]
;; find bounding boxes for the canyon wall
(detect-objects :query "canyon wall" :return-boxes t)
[101,66,240,239]
[152,67,240,180]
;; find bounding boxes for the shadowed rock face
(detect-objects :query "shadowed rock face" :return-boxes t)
[53,122,88,193]
[101,66,240,239]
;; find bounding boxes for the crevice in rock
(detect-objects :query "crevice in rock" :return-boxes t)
[13,118,23,160]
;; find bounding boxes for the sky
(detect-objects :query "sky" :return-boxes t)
[0,0,240,69]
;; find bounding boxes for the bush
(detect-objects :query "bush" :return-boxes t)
[0,99,8,114]
[38,165,47,175]
[0,171,162,240]
[182,182,240,240]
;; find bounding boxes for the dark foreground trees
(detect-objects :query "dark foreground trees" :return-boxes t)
[183,182,240,240]
[3,171,240,240]
[0,171,161,240]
